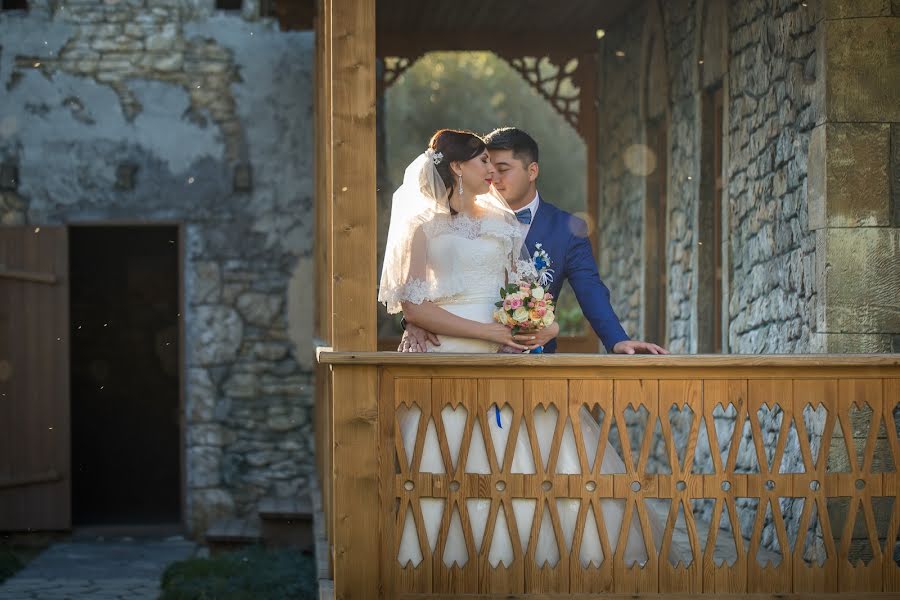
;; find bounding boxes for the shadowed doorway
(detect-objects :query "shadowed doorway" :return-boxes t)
[70,226,181,526]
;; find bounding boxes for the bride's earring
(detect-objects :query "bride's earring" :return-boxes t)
[457,174,463,197]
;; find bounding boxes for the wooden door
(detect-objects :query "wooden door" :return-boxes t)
[0,226,71,530]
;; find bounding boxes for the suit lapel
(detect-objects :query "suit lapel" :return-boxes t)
[524,199,552,254]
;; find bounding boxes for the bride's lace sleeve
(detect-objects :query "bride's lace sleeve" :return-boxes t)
[379,224,433,314]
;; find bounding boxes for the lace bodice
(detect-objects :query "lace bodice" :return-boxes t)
[380,213,520,312]
[425,215,516,305]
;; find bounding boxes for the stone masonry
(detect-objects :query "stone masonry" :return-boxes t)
[597,0,821,355]
[1,0,315,534]
[596,0,898,560]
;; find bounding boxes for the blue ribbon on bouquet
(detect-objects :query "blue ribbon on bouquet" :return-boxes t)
[494,346,544,428]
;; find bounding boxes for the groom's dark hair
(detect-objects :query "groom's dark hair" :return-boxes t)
[484,127,539,167]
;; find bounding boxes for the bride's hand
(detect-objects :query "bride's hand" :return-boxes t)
[482,323,529,351]
[514,322,559,350]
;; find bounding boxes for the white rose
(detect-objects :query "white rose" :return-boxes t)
[542,311,555,326]
[531,286,545,300]
[495,309,510,325]
[512,307,530,322]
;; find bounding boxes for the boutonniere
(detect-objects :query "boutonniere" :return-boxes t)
[532,243,554,286]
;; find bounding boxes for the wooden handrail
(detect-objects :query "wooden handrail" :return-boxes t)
[0,268,58,285]
[318,351,900,368]
[323,353,900,596]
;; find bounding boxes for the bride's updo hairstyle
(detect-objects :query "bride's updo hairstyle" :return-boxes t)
[428,129,486,201]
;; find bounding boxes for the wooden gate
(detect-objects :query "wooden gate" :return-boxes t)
[0,226,71,531]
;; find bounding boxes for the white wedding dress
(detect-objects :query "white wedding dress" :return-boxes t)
[395,214,665,569]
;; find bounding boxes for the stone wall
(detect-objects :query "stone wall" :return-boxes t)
[595,0,824,556]
[596,0,819,354]
[726,0,819,353]
[0,1,315,534]
[597,0,899,560]
[809,1,900,352]
[595,5,647,342]
[661,0,700,355]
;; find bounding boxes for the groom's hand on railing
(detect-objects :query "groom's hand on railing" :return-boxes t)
[399,322,440,352]
[612,340,669,355]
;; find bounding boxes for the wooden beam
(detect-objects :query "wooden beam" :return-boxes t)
[0,470,62,491]
[377,31,598,59]
[0,268,58,285]
[317,351,900,369]
[330,0,376,352]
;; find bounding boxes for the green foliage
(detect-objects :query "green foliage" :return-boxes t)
[385,52,586,217]
[159,546,316,600]
[0,548,24,583]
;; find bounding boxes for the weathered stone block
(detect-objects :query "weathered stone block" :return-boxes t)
[192,261,221,303]
[191,305,243,365]
[0,192,26,225]
[114,162,138,190]
[893,124,900,226]
[288,256,314,370]
[146,24,178,51]
[825,17,900,122]
[808,123,891,229]
[153,53,184,72]
[0,163,19,191]
[237,291,282,327]
[189,488,234,534]
[187,368,216,422]
[825,0,893,18]
[814,332,895,353]
[188,446,222,487]
[223,372,257,398]
[816,227,900,334]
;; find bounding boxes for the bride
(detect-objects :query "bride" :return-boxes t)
[378,129,665,569]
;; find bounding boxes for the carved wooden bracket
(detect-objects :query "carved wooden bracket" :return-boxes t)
[501,55,582,134]
[378,55,421,95]
[377,52,594,143]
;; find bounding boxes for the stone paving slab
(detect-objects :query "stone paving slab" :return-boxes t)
[0,538,197,600]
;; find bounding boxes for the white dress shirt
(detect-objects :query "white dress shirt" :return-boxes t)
[516,191,541,239]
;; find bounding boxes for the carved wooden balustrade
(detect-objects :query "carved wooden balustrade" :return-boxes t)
[316,352,900,598]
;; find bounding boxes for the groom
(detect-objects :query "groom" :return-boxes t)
[401,127,667,355]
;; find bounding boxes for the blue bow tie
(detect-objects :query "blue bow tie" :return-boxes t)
[515,209,532,225]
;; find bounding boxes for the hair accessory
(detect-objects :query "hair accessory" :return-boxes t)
[426,149,444,165]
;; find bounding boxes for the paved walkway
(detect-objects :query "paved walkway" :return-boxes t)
[0,537,197,600]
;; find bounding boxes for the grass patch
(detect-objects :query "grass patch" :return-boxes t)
[0,534,52,584]
[0,548,24,584]
[160,546,317,600]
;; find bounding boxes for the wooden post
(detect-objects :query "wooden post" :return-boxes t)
[330,0,377,352]
[332,364,379,599]
[314,0,336,559]
[328,0,379,598]
[314,0,333,345]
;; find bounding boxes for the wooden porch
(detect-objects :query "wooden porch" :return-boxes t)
[312,0,900,597]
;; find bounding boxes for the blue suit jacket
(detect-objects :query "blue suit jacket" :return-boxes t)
[524,199,630,353]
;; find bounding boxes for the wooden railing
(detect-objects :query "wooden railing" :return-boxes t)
[316,352,900,598]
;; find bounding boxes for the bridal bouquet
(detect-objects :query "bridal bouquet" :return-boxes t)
[493,244,556,333]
